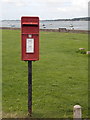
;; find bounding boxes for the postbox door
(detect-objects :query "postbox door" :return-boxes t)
[21,17,39,61]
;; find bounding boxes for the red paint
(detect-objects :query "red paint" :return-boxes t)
[21,16,39,61]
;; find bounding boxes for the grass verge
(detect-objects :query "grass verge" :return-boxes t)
[2,30,88,118]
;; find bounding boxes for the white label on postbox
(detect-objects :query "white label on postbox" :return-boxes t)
[26,38,34,53]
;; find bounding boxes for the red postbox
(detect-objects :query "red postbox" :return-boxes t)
[21,16,39,61]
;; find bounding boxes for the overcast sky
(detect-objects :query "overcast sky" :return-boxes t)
[0,0,90,20]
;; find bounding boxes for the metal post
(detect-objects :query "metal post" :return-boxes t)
[28,61,32,115]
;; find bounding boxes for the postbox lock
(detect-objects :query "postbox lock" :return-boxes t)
[28,34,32,38]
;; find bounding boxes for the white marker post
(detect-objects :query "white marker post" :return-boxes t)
[73,105,82,119]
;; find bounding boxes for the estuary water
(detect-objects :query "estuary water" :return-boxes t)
[0,20,89,30]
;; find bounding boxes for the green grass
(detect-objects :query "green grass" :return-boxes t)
[2,29,88,118]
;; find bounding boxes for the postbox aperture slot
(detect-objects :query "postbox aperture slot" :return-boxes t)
[26,38,34,53]
[22,24,38,26]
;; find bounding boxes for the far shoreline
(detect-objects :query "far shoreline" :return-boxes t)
[0,27,90,34]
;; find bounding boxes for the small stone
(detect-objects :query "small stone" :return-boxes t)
[79,48,85,50]
[86,51,90,54]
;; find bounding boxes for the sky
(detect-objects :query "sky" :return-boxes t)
[0,0,90,20]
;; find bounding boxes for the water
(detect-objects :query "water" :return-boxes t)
[1,20,21,28]
[0,20,89,30]
[40,21,89,30]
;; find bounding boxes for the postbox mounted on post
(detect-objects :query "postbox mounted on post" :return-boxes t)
[21,16,39,115]
[21,16,39,61]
